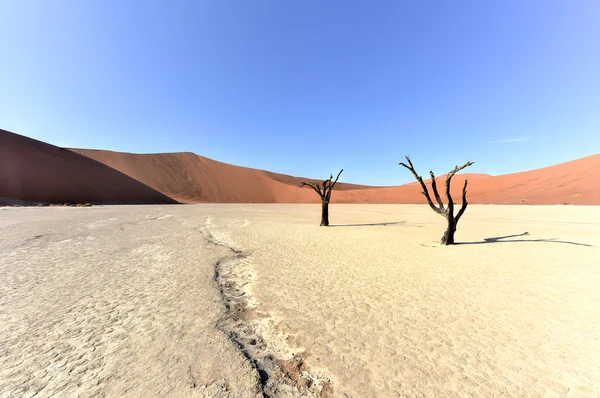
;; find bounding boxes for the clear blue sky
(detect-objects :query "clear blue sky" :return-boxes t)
[1,1,598,185]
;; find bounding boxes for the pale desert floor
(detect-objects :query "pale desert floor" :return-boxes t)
[1,204,599,397]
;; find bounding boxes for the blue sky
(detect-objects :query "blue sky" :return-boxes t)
[1,1,598,185]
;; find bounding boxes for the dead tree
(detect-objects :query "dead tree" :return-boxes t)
[300,169,343,226]
[399,156,474,245]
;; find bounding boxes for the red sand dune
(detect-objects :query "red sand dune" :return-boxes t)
[72,147,600,206]
[2,129,599,205]
[0,129,178,205]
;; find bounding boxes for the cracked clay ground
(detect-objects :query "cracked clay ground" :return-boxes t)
[1,204,600,397]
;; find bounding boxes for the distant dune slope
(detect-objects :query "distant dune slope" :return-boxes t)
[72,146,600,205]
[2,129,598,205]
[336,156,599,205]
[471,155,600,205]
[0,129,178,205]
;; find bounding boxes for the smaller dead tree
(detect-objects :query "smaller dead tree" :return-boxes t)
[300,169,343,226]
[399,156,474,245]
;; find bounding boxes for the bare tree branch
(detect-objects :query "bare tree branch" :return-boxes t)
[399,156,444,215]
[445,176,455,217]
[455,178,469,222]
[445,162,474,218]
[428,171,445,210]
[330,169,343,189]
[300,181,323,197]
[326,169,344,201]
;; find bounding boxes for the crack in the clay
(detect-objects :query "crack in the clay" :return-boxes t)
[207,229,333,398]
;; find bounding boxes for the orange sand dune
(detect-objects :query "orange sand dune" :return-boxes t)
[73,146,600,205]
[468,156,600,205]
[0,129,178,205]
[2,129,598,205]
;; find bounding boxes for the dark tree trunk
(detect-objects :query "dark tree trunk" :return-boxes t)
[320,200,329,226]
[441,218,457,245]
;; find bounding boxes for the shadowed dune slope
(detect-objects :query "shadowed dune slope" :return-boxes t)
[0,130,178,205]
[72,146,600,205]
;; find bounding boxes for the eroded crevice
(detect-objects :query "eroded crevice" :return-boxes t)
[207,229,333,398]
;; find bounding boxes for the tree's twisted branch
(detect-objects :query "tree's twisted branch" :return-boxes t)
[429,171,445,210]
[300,181,323,197]
[399,156,474,220]
[455,178,469,222]
[444,161,474,218]
[300,169,344,202]
[399,156,445,216]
